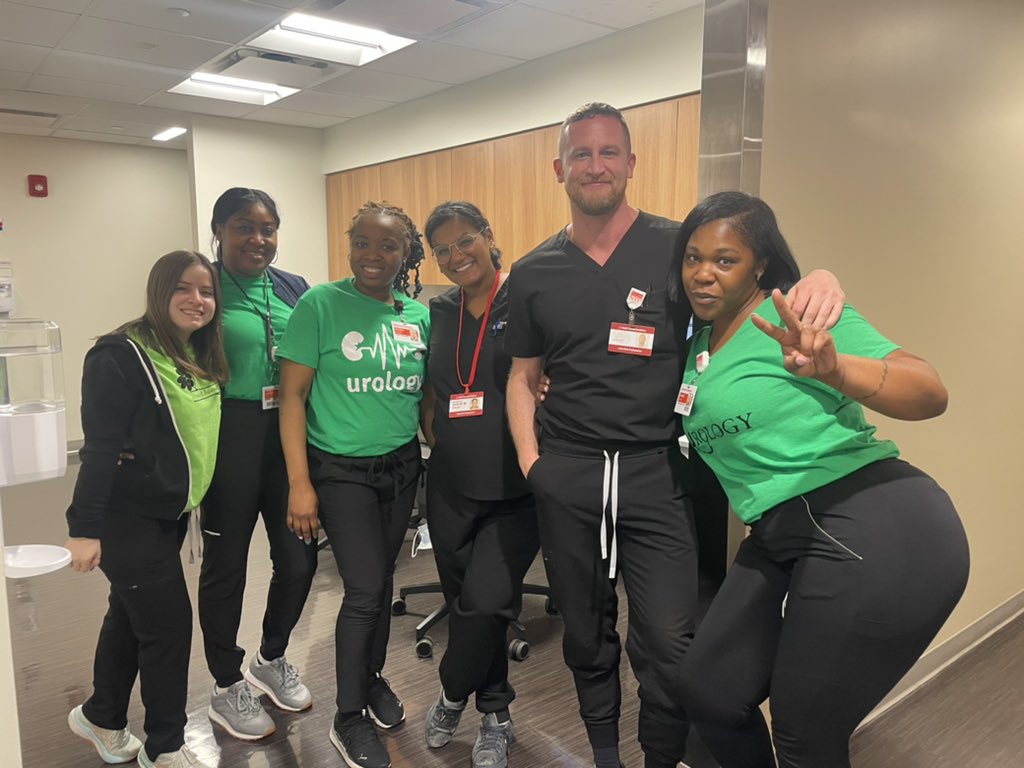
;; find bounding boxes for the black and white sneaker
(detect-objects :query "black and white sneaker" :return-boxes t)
[366,673,405,729]
[330,711,391,768]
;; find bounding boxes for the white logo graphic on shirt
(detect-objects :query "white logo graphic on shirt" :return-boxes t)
[340,324,424,393]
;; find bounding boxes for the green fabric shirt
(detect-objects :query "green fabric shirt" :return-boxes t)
[220,271,293,400]
[135,339,221,509]
[682,299,900,524]
[277,278,429,457]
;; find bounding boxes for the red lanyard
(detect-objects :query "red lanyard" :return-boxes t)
[456,270,501,394]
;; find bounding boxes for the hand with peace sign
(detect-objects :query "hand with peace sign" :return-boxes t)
[751,288,844,385]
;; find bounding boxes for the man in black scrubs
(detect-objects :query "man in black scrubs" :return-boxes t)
[506,103,843,768]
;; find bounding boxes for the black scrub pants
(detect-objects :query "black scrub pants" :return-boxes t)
[84,512,191,762]
[308,437,421,714]
[198,400,318,688]
[679,459,970,768]
[425,472,540,713]
[528,439,698,766]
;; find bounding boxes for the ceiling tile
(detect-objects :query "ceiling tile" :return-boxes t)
[52,128,146,144]
[144,91,256,118]
[245,107,343,129]
[0,123,53,136]
[76,101,190,127]
[0,88,88,115]
[0,70,32,89]
[3,0,91,11]
[39,51,185,91]
[55,114,170,138]
[0,41,51,73]
[436,4,612,59]
[61,17,232,70]
[275,89,392,118]
[0,110,58,133]
[365,41,522,85]
[85,0,285,44]
[0,3,79,47]
[519,0,702,30]
[25,74,156,105]
[322,0,481,39]
[314,69,449,102]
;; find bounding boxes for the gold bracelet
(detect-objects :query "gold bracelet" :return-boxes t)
[859,359,889,400]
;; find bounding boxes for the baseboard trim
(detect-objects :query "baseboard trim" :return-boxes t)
[861,588,1024,725]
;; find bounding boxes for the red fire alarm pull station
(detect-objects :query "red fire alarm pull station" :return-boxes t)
[28,175,48,197]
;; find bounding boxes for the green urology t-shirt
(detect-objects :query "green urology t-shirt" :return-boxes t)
[220,271,293,400]
[681,298,900,524]
[135,338,221,509]
[277,278,429,457]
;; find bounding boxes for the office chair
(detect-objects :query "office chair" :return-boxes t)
[392,456,556,660]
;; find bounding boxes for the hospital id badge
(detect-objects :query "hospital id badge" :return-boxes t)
[674,382,697,416]
[449,391,484,418]
[262,385,280,410]
[391,321,422,345]
[608,322,655,357]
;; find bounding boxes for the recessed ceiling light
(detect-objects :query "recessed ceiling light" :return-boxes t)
[169,72,299,105]
[153,126,187,141]
[247,13,415,67]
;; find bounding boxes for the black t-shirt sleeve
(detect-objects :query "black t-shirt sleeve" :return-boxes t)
[504,261,544,358]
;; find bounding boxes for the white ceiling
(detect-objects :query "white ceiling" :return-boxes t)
[0,0,702,150]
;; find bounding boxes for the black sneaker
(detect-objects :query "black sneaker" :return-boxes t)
[330,712,391,768]
[366,674,405,729]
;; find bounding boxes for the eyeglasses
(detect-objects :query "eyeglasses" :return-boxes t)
[431,229,486,264]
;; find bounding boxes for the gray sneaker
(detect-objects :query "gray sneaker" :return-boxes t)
[245,654,312,712]
[68,704,142,764]
[208,680,276,740]
[137,744,214,767]
[472,713,514,768]
[424,692,465,749]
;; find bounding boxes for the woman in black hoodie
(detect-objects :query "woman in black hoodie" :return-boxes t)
[65,250,228,768]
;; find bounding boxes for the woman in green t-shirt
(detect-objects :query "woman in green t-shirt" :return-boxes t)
[65,250,227,768]
[278,201,428,768]
[672,192,969,768]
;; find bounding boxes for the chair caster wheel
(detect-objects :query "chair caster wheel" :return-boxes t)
[391,598,406,616]
[544,597,558,615]
[507,637,529,661]
[416,636,435,658]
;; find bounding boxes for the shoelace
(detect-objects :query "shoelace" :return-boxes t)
[233,684,264,717]
[272,657,301,692]
[475,721,511,756]
[431,704,463,731]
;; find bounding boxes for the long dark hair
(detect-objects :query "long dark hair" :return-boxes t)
[347,201,424,298]
[113,250,229,384]
[670,191,801,303]
[425,201,502,268]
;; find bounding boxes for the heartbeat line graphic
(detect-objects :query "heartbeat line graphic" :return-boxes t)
[341,324,421,370]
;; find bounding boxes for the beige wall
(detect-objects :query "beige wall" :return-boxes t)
[762,0,1024,648]
[322,4,705,173]
[189,116,329,286]
[0,134,192,441]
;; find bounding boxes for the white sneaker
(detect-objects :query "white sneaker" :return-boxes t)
[137,744,214,767]
[67,704,142,764]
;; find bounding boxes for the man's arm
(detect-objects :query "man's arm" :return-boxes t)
[507,356,544,478]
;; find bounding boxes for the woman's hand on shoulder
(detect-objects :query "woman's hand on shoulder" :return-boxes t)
[65,537,101,573]
[287,481,320,545]
[786,268,845,329]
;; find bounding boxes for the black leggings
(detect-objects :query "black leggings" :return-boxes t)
[679,459,969,768]
[199,400,318,688]
[308,438,421,714]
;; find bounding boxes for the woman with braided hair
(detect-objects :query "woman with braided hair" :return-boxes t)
[277,201,428,768]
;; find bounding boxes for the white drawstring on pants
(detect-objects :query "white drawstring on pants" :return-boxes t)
[601,450,621,578]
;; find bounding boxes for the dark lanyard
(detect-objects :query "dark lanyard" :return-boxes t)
[455,271,501,394]
[225,269,276,367]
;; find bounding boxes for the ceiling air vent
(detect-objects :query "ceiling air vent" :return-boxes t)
[0,108,60,132]
[208,48,338,89]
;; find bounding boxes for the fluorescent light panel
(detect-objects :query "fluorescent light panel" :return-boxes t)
[169,72,299,106]
[248,13,416,67]
[152,126,187,141]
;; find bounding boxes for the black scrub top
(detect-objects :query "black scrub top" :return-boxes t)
[505,211,692,447]
[428,282,529,501]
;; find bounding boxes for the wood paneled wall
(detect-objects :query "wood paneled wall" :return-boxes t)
[326,94,700,283]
